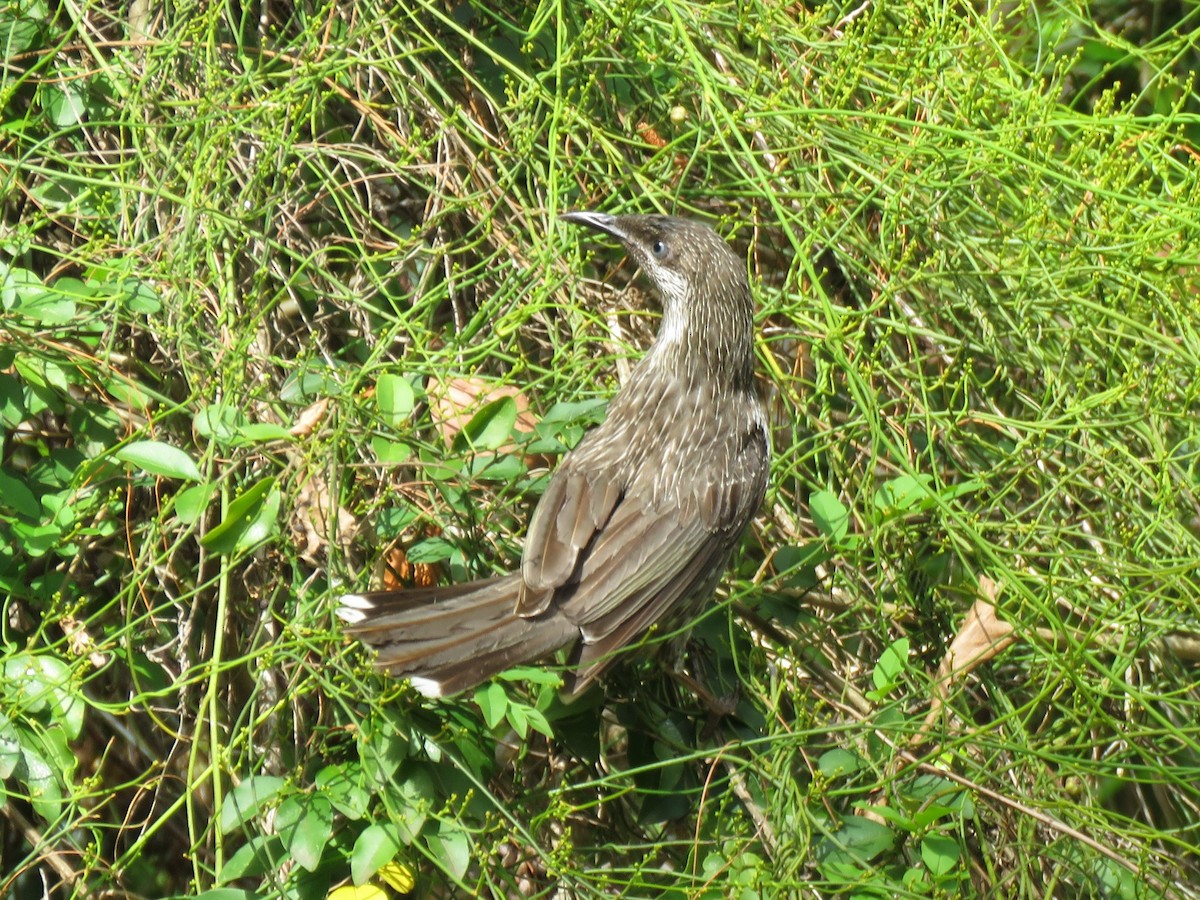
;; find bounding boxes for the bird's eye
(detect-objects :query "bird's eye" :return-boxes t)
[651,239,669,259]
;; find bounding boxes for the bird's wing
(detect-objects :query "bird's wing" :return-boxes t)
[559,415,770,687]
[517,460,624,615]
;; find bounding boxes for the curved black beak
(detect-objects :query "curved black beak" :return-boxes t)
[559,210,627,242]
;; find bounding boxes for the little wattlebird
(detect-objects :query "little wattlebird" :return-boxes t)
[338,211,769,698]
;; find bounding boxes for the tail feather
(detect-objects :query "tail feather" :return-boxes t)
[338,574,577,697]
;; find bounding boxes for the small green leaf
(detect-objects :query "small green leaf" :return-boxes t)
[475,682,508,730]
[17,743,64,823]
[921,833,961,877]
[818,748,863,778]
[375,374,415,427]
[276,794,333,872]
[370,436,412,464]
[280,368,342,404]
[426,821,471,881]
[201,478,280,554]
[43,80,88,126]
[351,824,401,886]
[506,702,529,738]
[359,718,409,785]
[520,706,553,739]
[219,775,286,834]
[0,373,26,427]
[405,537,457,564]
[217,834,284,883]
[464,452,524,481]
[193,405,247,446]
[810,489,849,542]
[495,666,562,687]
[4,653,85,739]
[868,637,911,700]
[0,15,42,55]
[874,473,934,514]
[391,768,433,842]
[376,505,420,537]
[120,277,161,314]
[235,423,292,444]
[0,715,20,778]
[815,815,895,869]
[12,278,83,324]
[0,468,39,519]
[453,396,517,452]
[172,483,216,525]
[315,763,370,820]
[859,801,918,831]
[115,440,202,481]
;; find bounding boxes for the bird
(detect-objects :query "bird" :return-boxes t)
[338,211,769,698]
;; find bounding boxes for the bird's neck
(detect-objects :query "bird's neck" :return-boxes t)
[649,294,756,393]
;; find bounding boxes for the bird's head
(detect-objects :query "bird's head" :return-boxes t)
[560,211,754,381]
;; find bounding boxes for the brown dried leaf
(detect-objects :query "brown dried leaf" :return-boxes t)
[379,541,441,590]
[290,397,330,437]
[426,376,538,453]
[919,575,1018,739]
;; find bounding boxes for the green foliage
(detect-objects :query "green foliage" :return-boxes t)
[2,0,1199,897]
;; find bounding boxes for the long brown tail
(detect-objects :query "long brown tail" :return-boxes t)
[337,574,577,697]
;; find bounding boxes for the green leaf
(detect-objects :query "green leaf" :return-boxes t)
[390,768,432,843]
[453,396,517,452]
[172,483,216,525]
[0,14,42,55]
[217,834,284,883]
[921,833,961,877]
[863,803,916,831]
[405,537,457,564]
[315,763,370,820]
[351,823,401,886]
[235,423,292,444]
[810,489,849,542]
[4,653,85,739]
[0,373,26,427]
[375,505,420,537]
[538,398,607,426]
[815,816,895,870]
[280,368,342,404]
[867,637,911,700]
[464,452,524,481]
[0,715,20,778]
[12,277,86,324]
[370,436,412,464]
[506,702,528,738]
[818,748,863,778]
[200,477,280,554]
[219,775,286,835]
[496,666,562,687]
[375,373,415,427]
[874,473,934,514]
[426,821,470,881]
[16,742,64,823]
[474,682,508,729]
[275,794,333,872]
[10,521,62,557]
[519,705,553,739]
[359,714,409,785]
[193,405,247,446]
[120,277,161,314]
[43,80,88,126]
[115,440,202,481]
[0,468,39,519]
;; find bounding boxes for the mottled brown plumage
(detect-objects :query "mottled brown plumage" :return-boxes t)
[339,212,768,697]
